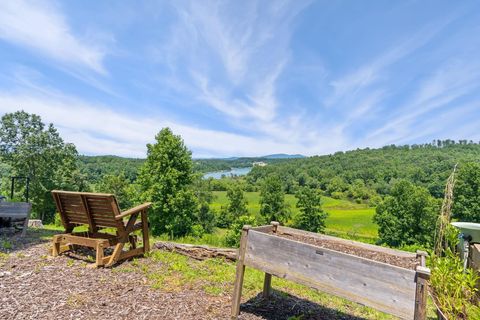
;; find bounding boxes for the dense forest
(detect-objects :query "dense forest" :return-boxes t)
[78,155,144,183]
[78,140,480,203]
[248,141,480,200]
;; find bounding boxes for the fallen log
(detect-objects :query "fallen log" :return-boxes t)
[154,241,237,262]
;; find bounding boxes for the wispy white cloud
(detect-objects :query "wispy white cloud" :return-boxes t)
[154,0,317,149]
[367,60,480,145]
[0,0,107,74]
[0,88,320,157]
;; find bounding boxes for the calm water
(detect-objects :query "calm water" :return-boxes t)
[203,167,252,179]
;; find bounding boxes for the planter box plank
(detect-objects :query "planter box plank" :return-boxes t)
[0,202,31,218]
[244,229,417,319]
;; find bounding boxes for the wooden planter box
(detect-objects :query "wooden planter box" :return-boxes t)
[231,223,430,320]
[0,202,32,237]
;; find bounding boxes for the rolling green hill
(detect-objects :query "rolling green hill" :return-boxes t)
[210,191,377,240]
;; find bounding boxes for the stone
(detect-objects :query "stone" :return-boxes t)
[28,219,44,228]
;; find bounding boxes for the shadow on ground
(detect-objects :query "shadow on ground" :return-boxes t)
[0,227,61,253]
[240,290,367,320]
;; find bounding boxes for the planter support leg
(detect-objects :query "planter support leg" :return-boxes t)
[263,273,272,298]
[231,225,250,319]
[414,265,430,320]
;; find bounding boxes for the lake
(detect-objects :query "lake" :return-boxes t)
[203,167,252,179]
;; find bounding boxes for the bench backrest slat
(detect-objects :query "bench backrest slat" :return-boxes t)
[52,191,122,230]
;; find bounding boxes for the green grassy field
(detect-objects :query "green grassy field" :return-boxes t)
[210,191,378,241]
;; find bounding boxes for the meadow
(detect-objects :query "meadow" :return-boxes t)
[210,191,378,242]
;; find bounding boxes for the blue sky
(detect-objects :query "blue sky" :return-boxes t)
[0,0,479,158]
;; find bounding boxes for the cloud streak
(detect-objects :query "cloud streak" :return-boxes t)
[0,0,107,73]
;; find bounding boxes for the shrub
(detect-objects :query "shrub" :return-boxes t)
[453,162,480,222]
[374,180,440,247]
[225,215,256,247]
[430,250,479,319]
[294,187,328,233]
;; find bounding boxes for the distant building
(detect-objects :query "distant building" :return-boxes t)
[252,161,267,167]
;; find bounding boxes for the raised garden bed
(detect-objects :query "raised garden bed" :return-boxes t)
[231,223,430,320]
[0,202,31,236]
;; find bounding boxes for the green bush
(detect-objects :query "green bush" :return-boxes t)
[374,180,440,247]
[225,215,256,247]
[430,250,479,319]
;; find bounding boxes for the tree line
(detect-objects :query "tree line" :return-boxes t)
[1,110,479,250]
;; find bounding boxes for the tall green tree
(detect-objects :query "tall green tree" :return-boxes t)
[137,128,198,237]
[374,180,440,247]
[294,187,328,232]
[192,178,215,233]
[259,175,290,223]
[217,185,248,227]
[453,162,480,222]
[0,111,85,222]
[225,185,248,223]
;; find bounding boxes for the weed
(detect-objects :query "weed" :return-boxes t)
[430,249,479,318]
[1,239,12,250]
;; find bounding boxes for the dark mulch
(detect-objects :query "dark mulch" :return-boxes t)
[0,229,372,320]
[269,230,418,270]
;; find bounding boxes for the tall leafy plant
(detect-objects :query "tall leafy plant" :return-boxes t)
[137,128,198,237]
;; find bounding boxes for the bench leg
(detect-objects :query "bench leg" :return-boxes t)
[52,235,61,257]
[95,242,105,267]
[129,235,137,249]
[141,210,150,254]
[106,242,125,267]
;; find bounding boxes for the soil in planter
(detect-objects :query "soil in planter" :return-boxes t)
[265,230,418,270]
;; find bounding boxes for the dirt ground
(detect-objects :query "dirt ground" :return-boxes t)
[0,230,369,320]
[271,230,418,270]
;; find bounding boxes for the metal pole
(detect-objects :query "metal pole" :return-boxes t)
[10,177,14,200]
[25,177,30,203]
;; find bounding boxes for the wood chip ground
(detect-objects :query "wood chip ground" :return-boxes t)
[1,229,391,320]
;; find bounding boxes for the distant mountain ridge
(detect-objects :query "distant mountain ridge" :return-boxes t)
[261,154,305,159]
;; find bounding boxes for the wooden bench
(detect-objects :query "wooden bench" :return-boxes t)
[51,190,151,267]
[0,202,32,236]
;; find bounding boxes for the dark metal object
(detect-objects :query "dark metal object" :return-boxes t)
[10,176,30,202]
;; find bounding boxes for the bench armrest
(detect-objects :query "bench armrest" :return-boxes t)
[116,202,152,220]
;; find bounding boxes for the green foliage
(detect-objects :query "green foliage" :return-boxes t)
[225,215,256,247]
[0,111,86,222]
[430,250,479,319]
[192,178,216,233]
[210,191,377,240]
[246,141,480,202]
[374,180,440,247]
[294,187,328,233]
[218,185,248,227]
[137,128,198,237]
[453,162,480,222]
[198,202,216,233]
[78,155,143,183]
[95,172,133,210]
[259,175,290,223]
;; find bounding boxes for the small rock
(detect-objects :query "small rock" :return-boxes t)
[0,271,12,277]
[28,219,44,228]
